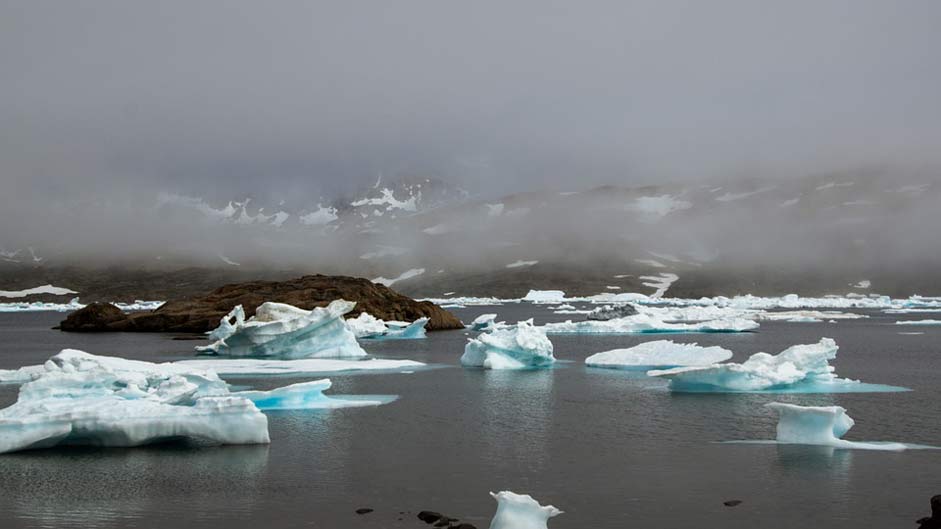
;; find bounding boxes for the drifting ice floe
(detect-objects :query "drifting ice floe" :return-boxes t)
[649,338,906,393]
[347,312,428,339]
[541,314,758,334]
[0,350,388,454]
[522,290,566,303]
[896,319,941,326]
[489,491,562,529]
[197,300,366,359]
[174,357,425,377]
[470,313,499,331]
[461,320,555,369]
[0,298,163,313]
[585,341,733,370]
[728,402,924,451]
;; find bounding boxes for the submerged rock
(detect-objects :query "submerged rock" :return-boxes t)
[58,274,463,333]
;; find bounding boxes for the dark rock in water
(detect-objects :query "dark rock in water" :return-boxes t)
[58,302,130,331]
[418,511,444,524]
[723,500,743,507]
[917,495,941,528]
[58,275,463,333]
[434,517,454,527]
[355,508,373,515]
[450,524,477,529]
[586,303,638,321]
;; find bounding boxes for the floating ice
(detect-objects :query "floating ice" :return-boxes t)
[488,491,562,529]
[197,300,366,359]
[347,312,428,339]
[541,314,758,334]
[522,290,566,303]
[0,350,394,454]
[649,338,907,393]
[506,260,539,268]
[0,298,164,313]
[175,357,425,377]
[758,402,912,450]
[461,320,555,370]
[896,319,941,326]
[586,304,637,320]
[470,313,499,331]
[586,341,733,370]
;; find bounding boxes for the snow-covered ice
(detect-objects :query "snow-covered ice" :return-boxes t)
[585,341,733,370]
[488,491,562,529]
[896,319,941,326]
[649,338,907,393]
[0,298,164,313]
[372,268,425,286]
[197,300,366,359]
[0,284,78,298]
[522,290,566,303]
[461,320,555,370]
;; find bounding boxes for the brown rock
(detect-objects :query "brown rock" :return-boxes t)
[59,275,463,333]
[58,302,130,332]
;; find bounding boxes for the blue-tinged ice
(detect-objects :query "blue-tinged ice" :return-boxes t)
[754,402,919,450]
[347,312,428,339]
[0,350,395,454]
[198,300,367,358]
[461,320,555,370]
[648,338,908,393]
[237,379,395,410]
[489,490,563,529]
[585,340,733,370]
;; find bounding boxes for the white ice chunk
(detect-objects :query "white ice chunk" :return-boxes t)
[175,357,425,377]
[895,319,941,326]
[461,320,555,370]
[541,314,758,334]
[347,312,429,339]
[522,290,566,303]
[488,491,562,529]
[764,402,908,450]
[470,313,499,331]
[586,340,733,370]
[0,350,268,454]
[197,300,366,359]
[649,338,905,393]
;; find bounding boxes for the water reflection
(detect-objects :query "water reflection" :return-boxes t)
[2,444,269,528]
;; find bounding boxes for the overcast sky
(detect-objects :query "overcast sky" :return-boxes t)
[4,1,940,200]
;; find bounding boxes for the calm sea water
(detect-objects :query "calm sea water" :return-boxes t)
[0,305,939,528]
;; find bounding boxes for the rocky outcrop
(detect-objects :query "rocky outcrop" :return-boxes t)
[59,302,129,332]
[58,275,463,333]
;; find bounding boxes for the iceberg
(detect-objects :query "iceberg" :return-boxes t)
[522,290,566,303]
[461,320,555,369]
[649,338,907,393]
[470,313,499,331]
[0,350,394,454]
[585,340,733,370]
[541,314,758,334]
[347,312,428,339]
[197,300,366,359]
[757,402,914,451]
[488,491,562,529]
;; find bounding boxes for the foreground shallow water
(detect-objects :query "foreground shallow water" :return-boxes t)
[0,305,939,529]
